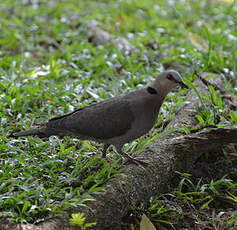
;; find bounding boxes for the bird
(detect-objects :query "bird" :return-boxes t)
[10,70,188,166]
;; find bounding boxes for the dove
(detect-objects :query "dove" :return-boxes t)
[10,70,188,165]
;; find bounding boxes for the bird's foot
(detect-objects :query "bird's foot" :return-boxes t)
[123,156,148,166]
[115,147,148,166]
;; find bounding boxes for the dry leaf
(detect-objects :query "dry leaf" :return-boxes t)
[115,65,124,74]
[140,214,156,230]
[188,32,208,51]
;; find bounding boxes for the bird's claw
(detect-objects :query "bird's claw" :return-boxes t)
[123,156,148,166]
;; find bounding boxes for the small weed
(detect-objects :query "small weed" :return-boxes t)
[69,213,96,230]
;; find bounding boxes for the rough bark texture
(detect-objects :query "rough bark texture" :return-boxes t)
[1,74,236,230]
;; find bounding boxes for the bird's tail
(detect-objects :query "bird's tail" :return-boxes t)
[9,127,49,138]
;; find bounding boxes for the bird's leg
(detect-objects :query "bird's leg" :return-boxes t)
[115,146,148,166]
[102,143,110,158]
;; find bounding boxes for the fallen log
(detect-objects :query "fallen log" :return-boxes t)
[195,71,237,109]
[86,20,139,54]
[1,74,236,230]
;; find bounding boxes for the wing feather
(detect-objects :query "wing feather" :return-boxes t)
[47,98,135,139]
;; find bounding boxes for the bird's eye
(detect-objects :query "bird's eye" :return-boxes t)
[167,74,173,80]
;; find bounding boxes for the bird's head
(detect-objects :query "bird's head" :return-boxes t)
[149,70,188,95]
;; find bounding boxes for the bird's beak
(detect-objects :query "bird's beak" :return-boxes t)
[179,81,189,89]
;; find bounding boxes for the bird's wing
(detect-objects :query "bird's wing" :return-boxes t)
[46,98,136,139]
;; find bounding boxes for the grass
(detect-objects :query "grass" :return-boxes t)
[130,160,237,230]
[0,0,236,228]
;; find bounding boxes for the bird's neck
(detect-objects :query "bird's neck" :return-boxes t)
[146,82,172,113]
[151,80,173,97]
[150,81,172,99]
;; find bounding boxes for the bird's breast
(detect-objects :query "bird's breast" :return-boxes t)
[108,109,158,145]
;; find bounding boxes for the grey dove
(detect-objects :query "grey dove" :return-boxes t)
[10,70,188,165]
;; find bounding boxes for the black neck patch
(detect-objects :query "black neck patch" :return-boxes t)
[147,86,157,94]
